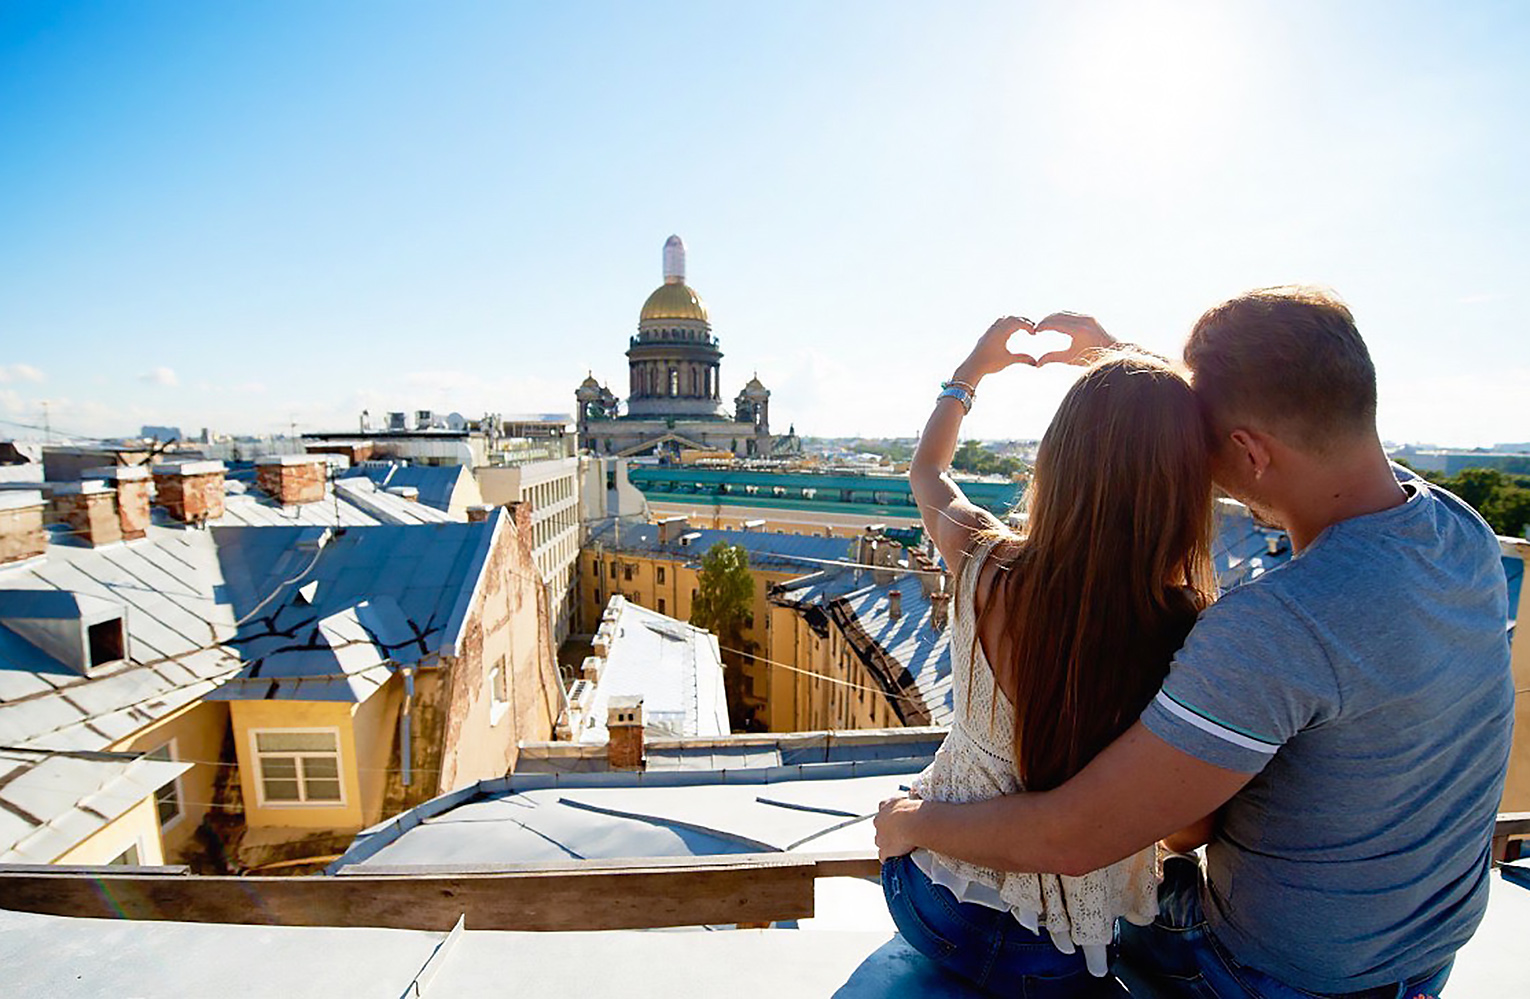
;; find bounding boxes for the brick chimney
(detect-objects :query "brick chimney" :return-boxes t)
[466,504,495,523]
[83,466,151,541]
[152,461,226,524]
[656,515,690,544]
[930,590,951,632]
[53,480,121,547]
[887,588,902,621]
[0,491,47,566]
[255,455,327,506]
[607,695,645,771]
[386,485,419,503]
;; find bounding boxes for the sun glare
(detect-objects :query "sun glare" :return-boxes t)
[1042,2,1249,193]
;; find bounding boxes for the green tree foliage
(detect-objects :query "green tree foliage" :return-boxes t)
[951,440,1027,477]
[1397,461,1530,538]
[689,541,756,729]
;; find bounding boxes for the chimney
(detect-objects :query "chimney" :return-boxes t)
[52,480,121,547]
[152,461,226,524]
[656,515,690,544]
[930,590,951,632]
[606,695,645,770]
[256,455,327,506]
[872,540,899,585]
[741,519,765,532]
[84,466,151,541]
[888,588,902,621]
[0,491,47,566]
[386,485,419,503]
[466,504,495,523]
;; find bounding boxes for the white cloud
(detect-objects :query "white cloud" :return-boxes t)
[0,364,44,383]
[140,367,180,387]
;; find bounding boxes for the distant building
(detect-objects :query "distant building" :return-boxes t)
[580,517,855,728]
[576,236,801,460]
[627,462,1023,537]
[1389,446,1530,477]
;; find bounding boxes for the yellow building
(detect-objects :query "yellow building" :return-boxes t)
[0,470,561,873]
[579,518,863,728]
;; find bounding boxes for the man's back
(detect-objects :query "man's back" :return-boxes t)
[1141,469,1514,993]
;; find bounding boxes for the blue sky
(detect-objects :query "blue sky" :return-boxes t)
[1,1,1525,445]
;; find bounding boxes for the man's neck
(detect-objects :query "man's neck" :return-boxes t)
[1280,443,1408,553]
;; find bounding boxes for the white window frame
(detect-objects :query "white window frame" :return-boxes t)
[488,656,510,726]
[144,738,184,832]
[248,726,346,808]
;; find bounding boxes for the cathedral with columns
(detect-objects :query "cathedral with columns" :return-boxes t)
[576,236,799,458]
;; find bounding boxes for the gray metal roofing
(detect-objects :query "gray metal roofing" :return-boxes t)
[3,874,1528,997]
[580,598,728,742]
[208,519,501,702]
[340,461,470,512]
[0,751,190,863]
[0,510,502,855]
[334,736,941,871]
[586,518,855,572]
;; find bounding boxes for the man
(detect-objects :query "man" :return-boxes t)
[874,287,1514,997]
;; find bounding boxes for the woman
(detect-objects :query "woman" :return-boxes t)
[881,313,1216,996]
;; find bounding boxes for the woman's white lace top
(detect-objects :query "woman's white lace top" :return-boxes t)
[907,537,1161,976]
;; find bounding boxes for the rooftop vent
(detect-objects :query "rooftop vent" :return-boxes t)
[0,590,130,676]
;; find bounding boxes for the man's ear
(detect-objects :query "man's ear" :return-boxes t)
[1227,428,1274,481]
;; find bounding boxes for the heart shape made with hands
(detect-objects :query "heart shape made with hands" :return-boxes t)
[1009,327,1077,367]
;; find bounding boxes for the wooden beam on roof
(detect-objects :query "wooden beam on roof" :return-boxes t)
[0,852,855,931]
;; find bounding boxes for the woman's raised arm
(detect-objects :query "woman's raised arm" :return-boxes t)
[910,316,1038,571]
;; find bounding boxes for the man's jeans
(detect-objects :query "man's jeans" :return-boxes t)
[1116,855,1454,999]
[881,853,1126,997]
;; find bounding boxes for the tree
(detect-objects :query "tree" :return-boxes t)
[689,541,756,729]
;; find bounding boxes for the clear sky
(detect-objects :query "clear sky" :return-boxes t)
[1,1,1525,446]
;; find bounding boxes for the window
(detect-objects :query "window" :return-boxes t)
[610,562,617,579]
[658,598,666,615]
[489,656,510,724]
[144,741,182,829]
[252,729,343,805]
[624,564,634,582]
[109,843,142,866]
[656,566,666,584]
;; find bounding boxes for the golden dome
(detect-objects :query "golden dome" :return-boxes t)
[640,282,709,323]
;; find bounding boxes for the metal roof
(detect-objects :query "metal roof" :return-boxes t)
[579,598,728,743]
[0,507,504,857]
[208,518,502,701]
[340,461,474,513]
[332,731,942,871]
[0,750,191,863]
[586,519,854,573]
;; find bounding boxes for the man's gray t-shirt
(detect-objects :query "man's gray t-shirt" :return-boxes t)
[1140,467,1514,994]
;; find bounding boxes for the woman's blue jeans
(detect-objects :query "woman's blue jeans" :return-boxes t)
[881,853,1126,997]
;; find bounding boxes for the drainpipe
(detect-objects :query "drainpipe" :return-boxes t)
[400,665,415,787]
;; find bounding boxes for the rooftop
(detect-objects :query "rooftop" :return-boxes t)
[575,596,728,743]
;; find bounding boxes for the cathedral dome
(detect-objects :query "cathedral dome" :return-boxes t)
[639,282,709,323]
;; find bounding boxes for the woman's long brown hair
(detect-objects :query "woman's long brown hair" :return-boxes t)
[975,351,1215,792]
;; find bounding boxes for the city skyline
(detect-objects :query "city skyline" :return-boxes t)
[1,1,1526,446]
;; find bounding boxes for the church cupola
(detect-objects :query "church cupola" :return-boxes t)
[626,235,725,418]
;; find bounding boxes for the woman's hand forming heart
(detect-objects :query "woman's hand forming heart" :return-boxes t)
[1031,312,1119,366]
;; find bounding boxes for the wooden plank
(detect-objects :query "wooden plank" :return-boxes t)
[1492,811,1530,862]
[0,853,819,931]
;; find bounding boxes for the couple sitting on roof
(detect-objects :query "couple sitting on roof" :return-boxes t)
[874,288,1512,998]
